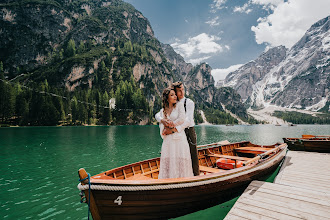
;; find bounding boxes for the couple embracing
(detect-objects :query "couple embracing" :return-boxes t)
[155,81,200,179]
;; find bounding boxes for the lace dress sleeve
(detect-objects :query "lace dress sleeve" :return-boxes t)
[172,102,185,127]
[158,109,165,139]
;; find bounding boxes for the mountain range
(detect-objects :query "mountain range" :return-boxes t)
[224,15,330,113]
[1,0,328,126]
[0,0,247,125]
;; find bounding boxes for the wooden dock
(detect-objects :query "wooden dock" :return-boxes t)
[224,151,330,219]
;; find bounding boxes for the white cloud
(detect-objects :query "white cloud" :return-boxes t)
[251,0,283,7]
[251,0,330,48]
[206,16,220,26]
[187,56,211,65]
[210,0,227,12]
[249,0,284,6]
[171,33,224,58]
[233,3,252,14]
[211,64,243,83]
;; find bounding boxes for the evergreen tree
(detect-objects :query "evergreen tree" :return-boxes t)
[102,106,111,125]
[66,39,76,57]
[19,97,29,125]
[78,102,88,124]
[124,41,133,52]
[39,99,60,125]
[88,100,97,125]
[95,91,101,118]
[0,81,15,123]
[53,96,65,122]
[71,96,79,123]
[16,92,26,120]
[0,61,4,79]
[101,91,111,124]
[78,41,85,54]
[102,91,109,106]
[59,49,64,60]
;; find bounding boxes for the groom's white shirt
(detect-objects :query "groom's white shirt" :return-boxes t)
[155,97,195,133]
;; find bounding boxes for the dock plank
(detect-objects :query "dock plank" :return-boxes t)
[228,206,277,220]
[278,180,330,193]
[225,151,330,220]
[244,184,330,207]
[279,175,330,186]
[279,171,330,181]
[237,197,330,219]
[249,181,330,201]
[239,191,330,218]
[234,201,306,220]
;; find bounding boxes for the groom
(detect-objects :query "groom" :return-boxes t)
[156,81,200,176]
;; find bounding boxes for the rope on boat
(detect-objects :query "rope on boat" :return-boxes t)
[77,149,286,192]
[79,173,91,220]
[76,171,241,191]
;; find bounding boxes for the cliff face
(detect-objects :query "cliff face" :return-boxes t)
[0,0,247,124]
[224,46,287,102]
[269,16,330,110]
[0,0,155,73]
[224,16,330,111]
[1,2,71,71]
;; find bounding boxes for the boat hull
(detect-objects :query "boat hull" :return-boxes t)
[283,138,330,153]
[81,148,286,220]
[302,140,330,153]
[283,138,305,151]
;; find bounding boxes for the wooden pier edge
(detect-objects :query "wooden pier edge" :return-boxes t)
[224,151,330,220]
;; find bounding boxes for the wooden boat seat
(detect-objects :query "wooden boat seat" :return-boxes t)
[234,147,273,154]
[142,168,160,175]
[126,174,152,180]
[199,165,221,173]
[208,154,250,161]
[126,168,160,180]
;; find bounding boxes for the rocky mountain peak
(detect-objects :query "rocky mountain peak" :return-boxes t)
[224,15,330,111]
[224,45,287,101]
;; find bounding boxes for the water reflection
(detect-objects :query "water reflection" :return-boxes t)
[106,126,116,150]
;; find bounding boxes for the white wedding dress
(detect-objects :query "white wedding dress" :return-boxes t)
[158,102,194,179]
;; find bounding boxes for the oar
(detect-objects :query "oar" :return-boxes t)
[197,140,231,148]
[243,143,286,166]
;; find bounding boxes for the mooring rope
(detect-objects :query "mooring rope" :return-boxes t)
[79,173,91,220]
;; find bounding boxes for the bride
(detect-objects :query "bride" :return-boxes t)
[157,87,194,179]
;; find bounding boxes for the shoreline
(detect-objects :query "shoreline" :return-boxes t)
[1,123,330,128]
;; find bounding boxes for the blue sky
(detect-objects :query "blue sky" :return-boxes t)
[124,0,330,83]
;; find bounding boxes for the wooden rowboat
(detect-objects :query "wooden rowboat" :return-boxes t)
[283,137,305,151]
[283,135,330,153]
[301,138,330,153]
[77,141,287,220]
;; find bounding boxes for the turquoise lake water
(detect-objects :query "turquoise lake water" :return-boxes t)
[1,125,329,219]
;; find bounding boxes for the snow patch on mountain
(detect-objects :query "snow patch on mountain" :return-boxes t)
[247,105,323,124]
[224,15,330,112]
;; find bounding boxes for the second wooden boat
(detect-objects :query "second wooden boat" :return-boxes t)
[77,141,287,220]
[301,138,330,153]
[283,135,330,152]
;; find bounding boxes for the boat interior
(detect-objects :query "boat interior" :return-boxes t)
[285,136,330,142]
[97,141,281,181]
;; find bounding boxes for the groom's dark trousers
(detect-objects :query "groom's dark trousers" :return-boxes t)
[185,127,200,176]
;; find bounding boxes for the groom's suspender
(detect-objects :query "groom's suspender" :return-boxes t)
[184,98,187,112]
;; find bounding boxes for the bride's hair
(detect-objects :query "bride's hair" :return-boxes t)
[162,86,176,118]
